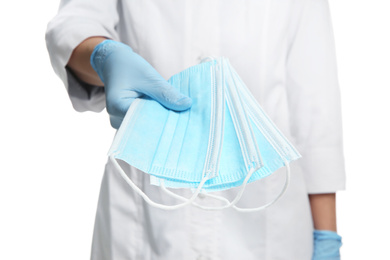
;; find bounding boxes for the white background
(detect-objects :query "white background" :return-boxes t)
[0,1,389,259]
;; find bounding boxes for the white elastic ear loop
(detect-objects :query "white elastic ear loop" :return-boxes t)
[161,160,291,212]
[199,56,218,63]
[193,165,260,210]
[159,165,260,210]
[233,160,291,212]
[199,160,291,211]
[109,154,208,210]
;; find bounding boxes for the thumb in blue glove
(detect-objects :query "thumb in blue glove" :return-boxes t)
[90,39,192,129]
[312,230,343,260]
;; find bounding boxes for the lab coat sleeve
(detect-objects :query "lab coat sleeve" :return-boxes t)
[45,0,119,112]
[286,0,346,194]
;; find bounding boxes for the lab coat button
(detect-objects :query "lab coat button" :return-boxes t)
[197,255,209,260]
[198,193,206,199]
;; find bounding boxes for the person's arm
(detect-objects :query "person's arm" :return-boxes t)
[67,37,107,86]
[285,0,345,257]
[310,194,342,260]
[309,193,337,231]
[45,0,120,112]
[286,0,345,201]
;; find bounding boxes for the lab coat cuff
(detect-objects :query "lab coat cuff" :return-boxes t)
[65,67,106,112]
[300,146,346,194]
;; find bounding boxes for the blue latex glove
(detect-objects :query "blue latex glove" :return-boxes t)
[312,230,343,260]
[90,39,192,129]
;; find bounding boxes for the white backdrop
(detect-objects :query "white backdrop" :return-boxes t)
[0,1,389,259]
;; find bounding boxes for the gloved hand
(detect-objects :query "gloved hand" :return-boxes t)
[90,39,192,129]
[312,230,343,260]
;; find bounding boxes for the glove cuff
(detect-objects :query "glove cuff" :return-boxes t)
[313,230,342,241]
[313,230,342,259]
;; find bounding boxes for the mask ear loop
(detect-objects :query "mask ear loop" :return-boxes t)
[159,160,290,212]
[110,154,210,210]
[196,160,290,211]
[199,56,218,63]
[159,164,259,210]
[232,159,291,212]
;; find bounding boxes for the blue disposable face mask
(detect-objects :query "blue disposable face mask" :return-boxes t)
[108,57,301,212]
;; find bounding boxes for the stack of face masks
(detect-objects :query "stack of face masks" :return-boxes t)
[108,57,301,212]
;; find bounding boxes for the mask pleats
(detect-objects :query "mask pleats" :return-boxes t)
[109,57,301,198]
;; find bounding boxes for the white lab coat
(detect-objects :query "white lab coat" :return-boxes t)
[46,0,346,259]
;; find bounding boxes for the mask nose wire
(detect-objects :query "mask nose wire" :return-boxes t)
[110,154,209,210]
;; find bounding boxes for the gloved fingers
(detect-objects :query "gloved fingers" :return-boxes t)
[108,97,135,129]
[109,114,123,130]
[106,94,138,115]
[141,80,192,111]
[106,91,139,129]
